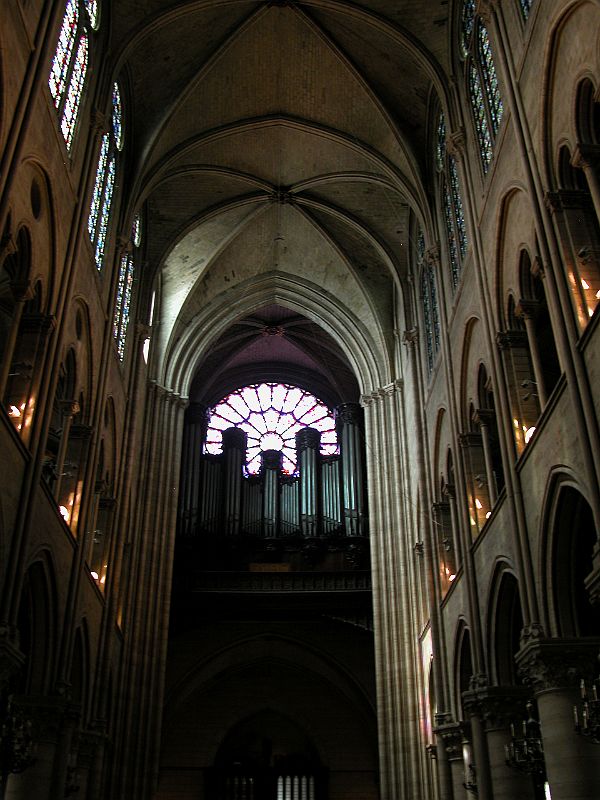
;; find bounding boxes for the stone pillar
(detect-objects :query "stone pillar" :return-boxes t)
[222,427,247,536]
[517,638,600,800]
[436,722,467,800]
[571,144,600,227]
[465,686,535,800]
[515,301,548,408]
[334,403,366,536]
[473,409,498,504]
[261,449,282,539]
[53,400,80,503]
[296,428,320,538]
[496,329,541,455]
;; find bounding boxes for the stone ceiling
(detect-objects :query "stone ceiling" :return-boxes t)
[110,0,452,398]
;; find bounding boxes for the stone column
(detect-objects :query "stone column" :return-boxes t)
[517,638,600,800]
[572,144,600,225]
[436,722,467,800]
[222,427,247,536]
[515,301,548,408]
[473,409,498,505]
[53,400,80,502]
[465,685,535,800]
[296,428,320,538]
[334,403,366,536]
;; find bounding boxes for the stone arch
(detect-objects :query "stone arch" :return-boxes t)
[541,474,599,638]
[163,274,390,399]
[16,553,58,694]
[454,621,473,722]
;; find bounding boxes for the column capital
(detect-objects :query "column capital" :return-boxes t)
[462,685,530,731]
[402,327,419,347]
[296,426,321,451]
[58,399,81,418]
[447,127,466,161]
[425,244,441,268]
[472,407,495,428]
[90,108,108,136]
[434,721,468,761]
[545,189,592,213]
[475,0,499,25]
[459,431,482,448]
[515,298,541,321]
[571,143,600,171]
[516,638,600,694]
[496,329,528,350]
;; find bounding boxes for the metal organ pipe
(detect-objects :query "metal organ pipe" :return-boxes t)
[222,427,247,536]
[297,427,321,537]
[262,450,282,538]
[335,403,365,536]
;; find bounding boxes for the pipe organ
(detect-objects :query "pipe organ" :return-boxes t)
[178,402,368,553]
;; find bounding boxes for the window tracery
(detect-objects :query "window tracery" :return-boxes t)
[49,0,94,151]
[519,0,533,20]
[88,83,122,270]
[461,1,504,173]
[205,383,338,476]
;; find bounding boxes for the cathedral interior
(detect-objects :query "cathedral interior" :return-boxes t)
[1,1,600,798]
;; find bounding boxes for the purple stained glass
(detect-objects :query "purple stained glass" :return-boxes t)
[49,0,79,106]
[61,33,88,150]
[205,383,338,475]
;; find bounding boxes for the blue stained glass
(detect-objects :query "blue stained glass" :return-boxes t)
[206,383,338,475]
[94,157,115,269]
[449,157,467,259]
[89,133,109,242]
[49,0,78,106]
[470,63,493,171]
[478,24,503,136]
[61,33,88,151]
[112,83,123,151]
[461,0,475,58]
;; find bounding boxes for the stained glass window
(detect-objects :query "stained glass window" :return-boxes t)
[113,253,134,360]
[132,213,142,248]
[84,0,99,28]
[49,1,91,151]
[461,0,475,58]
[437,112,468,290]
[88,83,122,270]
[478,25,503,136]
[205,383,338,475]
[461,2,504,173]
